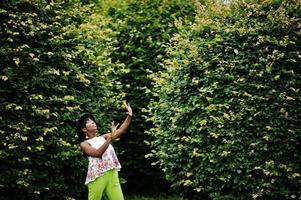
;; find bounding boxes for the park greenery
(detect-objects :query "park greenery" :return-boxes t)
[148,0,300,199]
[0,0,300,199]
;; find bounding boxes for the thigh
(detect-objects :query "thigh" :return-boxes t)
[104,170,124,200]
[88,176,107,200]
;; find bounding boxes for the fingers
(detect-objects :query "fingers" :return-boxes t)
[124,101,133,116]
[111,121,115,131]
[123,101,131,108]
[111,121,119,132]
[111,121,119,127]
[123,101,128,109]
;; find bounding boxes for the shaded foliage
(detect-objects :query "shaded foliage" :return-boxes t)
[104,0,196,195]
[0,0,123,199]
[148,0,301,199]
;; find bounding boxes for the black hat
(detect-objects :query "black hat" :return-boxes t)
[76,113,95,142]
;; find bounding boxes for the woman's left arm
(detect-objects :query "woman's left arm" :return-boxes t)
[111,102,132,140]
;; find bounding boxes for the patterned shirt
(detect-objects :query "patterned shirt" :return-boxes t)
[84,136,121,185]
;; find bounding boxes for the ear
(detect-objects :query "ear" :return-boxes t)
[82,127,87,133]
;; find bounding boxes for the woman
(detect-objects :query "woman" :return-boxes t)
[76,102,132,200]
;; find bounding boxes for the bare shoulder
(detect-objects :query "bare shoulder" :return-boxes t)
[80,141,90,150]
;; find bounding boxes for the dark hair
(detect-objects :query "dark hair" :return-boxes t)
[76,114,95,142]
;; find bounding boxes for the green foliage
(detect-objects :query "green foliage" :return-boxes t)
[148,0,301,199]
[0,0,123,199]
[126,194,184,200]
[2,0,300,199]
[102,0,196,195]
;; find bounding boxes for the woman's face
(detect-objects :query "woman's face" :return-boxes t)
[84,118,97,133]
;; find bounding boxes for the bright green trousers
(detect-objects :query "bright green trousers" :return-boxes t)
[87,169,124,200]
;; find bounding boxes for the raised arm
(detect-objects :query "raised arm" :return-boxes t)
[111,102,132,140]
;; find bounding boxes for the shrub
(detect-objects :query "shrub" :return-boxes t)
[103,0,196,195]
[0,0,123,199]
[148,0,301,199]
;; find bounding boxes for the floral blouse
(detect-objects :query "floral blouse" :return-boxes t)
[84,136,121,185]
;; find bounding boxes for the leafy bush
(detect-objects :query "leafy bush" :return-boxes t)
[0,0,123,199]
[126,194,184,200]
[148,0,301,199]
[103,0,196,195]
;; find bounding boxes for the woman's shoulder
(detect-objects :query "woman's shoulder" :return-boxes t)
[84,136,102,144]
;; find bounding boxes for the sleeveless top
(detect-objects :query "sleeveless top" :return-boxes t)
[84,136,121,185]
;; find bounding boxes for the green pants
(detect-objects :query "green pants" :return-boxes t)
[88,169,124,200]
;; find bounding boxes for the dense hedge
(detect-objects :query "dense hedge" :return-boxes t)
[104,0,196,195]
[148,0,301,199]
[2,0,300,199]
[0,0,123,199]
